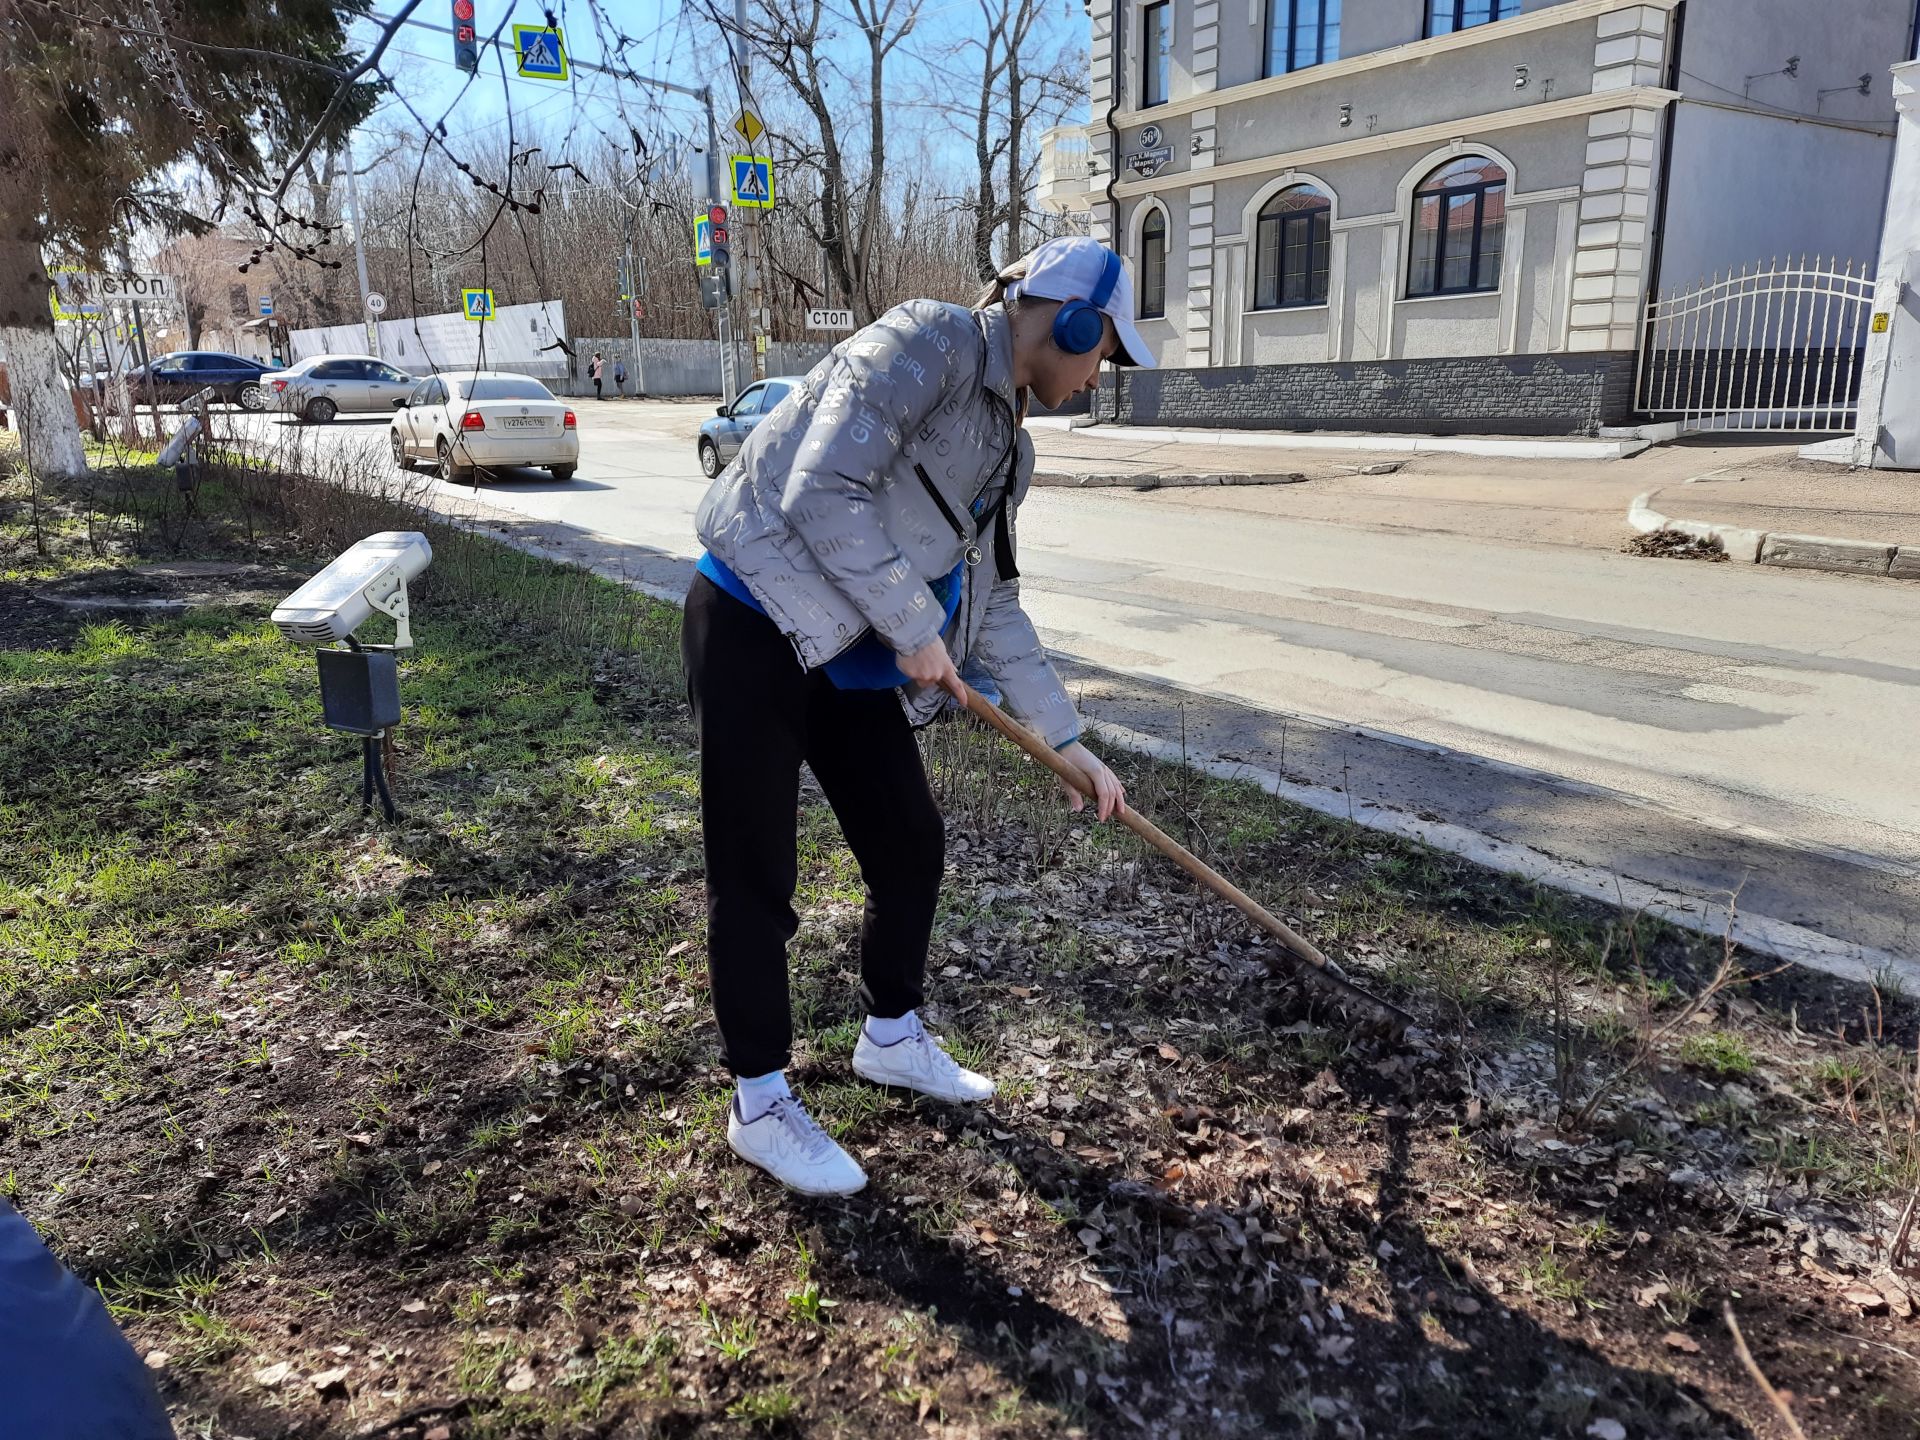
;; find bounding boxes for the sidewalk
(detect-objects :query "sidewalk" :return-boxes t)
[1628,458,1920,580]
[1029,416,1647,463]
[1027,430,1788,552]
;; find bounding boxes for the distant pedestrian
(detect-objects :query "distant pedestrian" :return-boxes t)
[590,351,604,400]
[613,357,627,397]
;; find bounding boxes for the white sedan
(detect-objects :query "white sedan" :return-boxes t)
[390,372,579,482]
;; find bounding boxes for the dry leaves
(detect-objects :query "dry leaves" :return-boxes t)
[309,1366,350,1396]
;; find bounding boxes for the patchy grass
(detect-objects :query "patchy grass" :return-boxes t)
[3,447,1918,1438]
[1680,1030,1758,1079]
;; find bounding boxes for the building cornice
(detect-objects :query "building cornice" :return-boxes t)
[1111,0,1680,130]
[1113,85,1679,200]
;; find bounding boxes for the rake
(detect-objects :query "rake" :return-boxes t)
[962,686,1413,1039]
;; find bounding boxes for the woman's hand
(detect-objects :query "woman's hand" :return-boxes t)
[901,639,967,703]
[1057,741,1125,821]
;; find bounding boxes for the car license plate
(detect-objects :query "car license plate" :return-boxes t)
[500,417,543,429]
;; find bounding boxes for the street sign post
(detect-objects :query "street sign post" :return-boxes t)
[451,0,479,72]
[728,155,774,209]
[512,24,568,81]
[806,307,856,333]
[461,287,495,320]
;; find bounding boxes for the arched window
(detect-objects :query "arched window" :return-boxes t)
[1427,0,1520,37]
[1139,208,1168,319]
[1408,155,1506,297]
[1267,0,1341,76]
[1253,186,1331,310]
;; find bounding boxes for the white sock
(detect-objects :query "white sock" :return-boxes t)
[735,1070,792,1121]
[864,1011,919,1045]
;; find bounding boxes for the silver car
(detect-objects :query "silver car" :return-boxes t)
[697,375,802,477]
[264,354,417,423]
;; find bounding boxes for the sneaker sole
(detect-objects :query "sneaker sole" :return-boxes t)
[727,1135,867,1196]
[852,1055,993,1104]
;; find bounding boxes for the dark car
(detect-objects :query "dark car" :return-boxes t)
[697,375,802,477]
[108,351,274,410]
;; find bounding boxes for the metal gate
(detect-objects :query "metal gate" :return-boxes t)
[1635,256,1874,433]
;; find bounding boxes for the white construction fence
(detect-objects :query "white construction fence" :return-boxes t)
[291,299,571,383]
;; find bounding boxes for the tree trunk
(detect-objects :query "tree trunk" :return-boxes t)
[1005,50,1026,262]
[971,0,1008,282]
[0,235,87,479]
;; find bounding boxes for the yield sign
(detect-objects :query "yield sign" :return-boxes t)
[727,106,765,148]
[512,24,568,81]
[729,154,774,209]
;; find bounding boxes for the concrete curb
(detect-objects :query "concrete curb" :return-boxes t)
[1062,422,1649,462]
[1628,488,1918,579]
[1031,469,1307,489]
[1086,718,1919,991]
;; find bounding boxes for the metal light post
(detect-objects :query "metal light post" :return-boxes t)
[342,135,381,358]
[706,91,738,404]
[734,0,767,383]
[621,198,644,398]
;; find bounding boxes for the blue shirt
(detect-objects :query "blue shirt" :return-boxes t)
[697,551,964,690]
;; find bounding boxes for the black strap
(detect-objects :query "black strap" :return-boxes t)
[913,463,970,545]
[912,383,1023,579]
[993,495,1018,579]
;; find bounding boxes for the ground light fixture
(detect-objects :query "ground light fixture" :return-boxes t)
[271,532,432,820]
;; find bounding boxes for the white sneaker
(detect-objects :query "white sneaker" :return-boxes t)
[726,1093,868,1196]
[854,1014,995,1103]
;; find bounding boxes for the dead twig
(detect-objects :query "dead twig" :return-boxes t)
[1722,1301,1807,1440]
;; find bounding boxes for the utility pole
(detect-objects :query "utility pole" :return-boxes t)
[342,136,379,358]
[707,98,738,404]
[735,0,767,382]
[622,210,644,397]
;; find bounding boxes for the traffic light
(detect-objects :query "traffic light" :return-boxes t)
[451,0,478,72]
[708,205,730,271]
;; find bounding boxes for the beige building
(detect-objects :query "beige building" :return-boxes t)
[1086,0,1909,432]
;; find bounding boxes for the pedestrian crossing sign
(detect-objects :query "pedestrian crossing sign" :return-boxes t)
[694,215,713,266]
[462,287,495,320]
[729,154,775,209]
[512,24,568,81]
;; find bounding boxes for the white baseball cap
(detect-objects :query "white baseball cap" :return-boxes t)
[1007,236,1156,368]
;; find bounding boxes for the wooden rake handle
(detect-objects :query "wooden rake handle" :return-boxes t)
[959,685,1413,1034]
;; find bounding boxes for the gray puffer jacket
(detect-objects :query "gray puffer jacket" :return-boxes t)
[694,299,1080,748]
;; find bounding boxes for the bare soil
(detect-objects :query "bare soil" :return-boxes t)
[2,446,1915,1440]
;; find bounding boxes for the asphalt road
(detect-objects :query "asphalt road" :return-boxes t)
[222,402,1920,979]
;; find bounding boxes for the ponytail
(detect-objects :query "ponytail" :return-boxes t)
[973,252,1038,310]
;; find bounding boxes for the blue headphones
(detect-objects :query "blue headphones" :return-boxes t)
[1049,248,1122,356]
